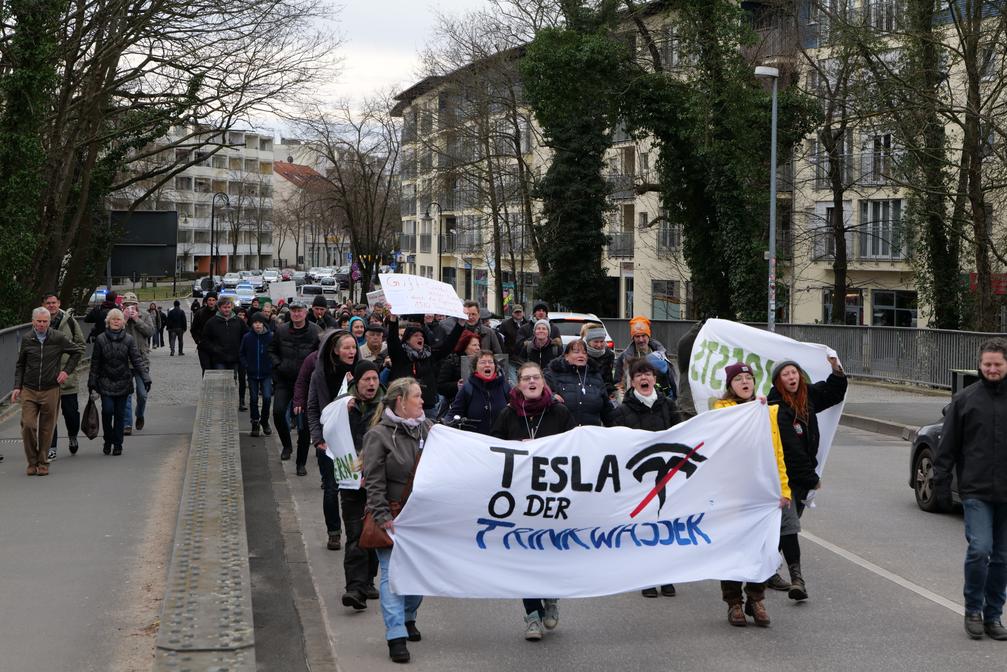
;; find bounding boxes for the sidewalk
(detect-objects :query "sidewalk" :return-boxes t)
[842,380,950,436]
[0,333,198,672]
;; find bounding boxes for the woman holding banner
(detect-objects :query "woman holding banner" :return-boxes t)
[713,362,791,627]
[768,356,847,602]
[362,377,430,664]
[490,361,576,641]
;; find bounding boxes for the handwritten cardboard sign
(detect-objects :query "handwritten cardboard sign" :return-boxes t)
[378,274,466,318]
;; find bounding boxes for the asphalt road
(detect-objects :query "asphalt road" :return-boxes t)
[283,424,999,672]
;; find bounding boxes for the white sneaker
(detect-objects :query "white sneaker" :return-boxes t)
[47,448,57,461]
[524,613,544,641]
[542,600,559,630]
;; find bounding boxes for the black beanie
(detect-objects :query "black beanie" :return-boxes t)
[402,325,424,342]
[354,359,380,380]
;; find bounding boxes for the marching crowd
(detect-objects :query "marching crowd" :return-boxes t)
[8,286,1007,664]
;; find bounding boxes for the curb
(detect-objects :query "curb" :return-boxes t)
[266,440,341,671]
[840,412,918,441]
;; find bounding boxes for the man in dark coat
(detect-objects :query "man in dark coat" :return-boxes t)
[934,338,1007,641]
[190,292,218,374]
[516,301,560,348]
[199,297,247,372]
[166,300,188,356]
[308,294,338,329]
[496,304,528,360]
[84,291,118,341]
[269,300,321,462]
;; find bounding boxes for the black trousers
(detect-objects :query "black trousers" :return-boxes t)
[50,392,80,448]
[272,383,310,465]
[340,488,378,592]
[237,364,246,404]
[316,451,342,534]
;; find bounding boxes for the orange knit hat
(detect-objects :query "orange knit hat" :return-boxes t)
[629,315,651,337]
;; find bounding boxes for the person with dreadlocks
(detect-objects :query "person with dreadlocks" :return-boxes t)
[767,355,847,602]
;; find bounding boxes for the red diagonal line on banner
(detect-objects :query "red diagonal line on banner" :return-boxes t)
[629,441,705,519]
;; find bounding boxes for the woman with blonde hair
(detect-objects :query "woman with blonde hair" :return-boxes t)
[88,309,149,456]
[362,376,430,663]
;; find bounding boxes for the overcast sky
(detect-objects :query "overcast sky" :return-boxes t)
[330,0,487,103]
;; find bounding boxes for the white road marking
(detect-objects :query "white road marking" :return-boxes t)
[801,530,964,616]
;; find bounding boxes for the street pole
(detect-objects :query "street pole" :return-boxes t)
[756,66,780,332]
[211,192,229,281]
[423,202,442,284]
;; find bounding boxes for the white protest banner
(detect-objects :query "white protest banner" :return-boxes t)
[378,273,466,319]
[688,318,844,478]
[321,396,361,490]
[366,289,386,310]
[389,402,782,598]
[268,281,297,305]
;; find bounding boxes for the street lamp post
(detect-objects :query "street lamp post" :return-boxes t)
[210,192,229,280]
[756,65,780,332]
[422,202,442,283]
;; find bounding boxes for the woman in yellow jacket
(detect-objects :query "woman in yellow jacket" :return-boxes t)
[713,362,791,628]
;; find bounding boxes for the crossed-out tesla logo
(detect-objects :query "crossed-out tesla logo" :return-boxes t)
[627,442,707,518]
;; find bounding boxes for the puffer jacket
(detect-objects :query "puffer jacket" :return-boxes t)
[200,312,247,366]
[50,310,86,393]
[14,328,84,392]
[88,329,149,397]
[611,390,680,432]
[362,414,432,524]
[713,399,791,499]
[239,329,273,379]
[269,321,321,386]
[934,372,1007,502]
[447,372,510,435]
[544,357,614,427]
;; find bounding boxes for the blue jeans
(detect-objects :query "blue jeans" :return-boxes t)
[100,395,127,447]
[962,498,1007,621]
[248,377,272,423]
[124,369,148,425]
[376,548,422,640]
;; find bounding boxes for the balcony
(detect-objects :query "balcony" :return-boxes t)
[399,233,417,253]
[419,233,432,253]
[455,231,484,253]
[439,232,457,254]
[607,232,635,258]
[606,174,635,201]
[656,222,680,257]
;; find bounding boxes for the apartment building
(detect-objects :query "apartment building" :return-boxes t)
[116,125,277,274]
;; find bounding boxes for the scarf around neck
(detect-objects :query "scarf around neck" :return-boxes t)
[634,388,658,408]
[509,386,554,417]
[384,407,425,428]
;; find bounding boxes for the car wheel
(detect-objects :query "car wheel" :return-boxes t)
[914,446,950,513]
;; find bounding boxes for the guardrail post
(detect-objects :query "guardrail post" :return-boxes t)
[154,370,255,671]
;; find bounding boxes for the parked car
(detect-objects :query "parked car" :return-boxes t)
[908,410,958,513]
[88,286,110,307]
[320,277,340,295]
[234,286,256,307]
[246,275,266,292]
[219,289,239,305]
[222,272,242,289]
[299,284,324,301]
[262,269,280,283]
[333,266,350,289]
[292,271,307,286]
[548,312,615,349]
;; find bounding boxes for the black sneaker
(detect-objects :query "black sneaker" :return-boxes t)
[641,587,659,598]
[69,437,79,455]
[135,416,144,431]
[103,444,112,455]
[262,422,272,436]
[280,448,292,461]
[388,637,410,663]
[341,590,367,610]
[296,464,307,476]
[250,422,260,437]
[660,584,676,597]
[363,584,379,600]
[124,426,132,436]
[405,620,421,642]
[327,533,341,550]
[112,445,123,456]
[984,619,1007,640]
[239,403,248,412]
[47,448,57,462]
[965,612,985,639]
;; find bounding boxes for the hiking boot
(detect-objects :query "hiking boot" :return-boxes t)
[660,584,676,597]
[124,426,132,436]
[68,438,78,455]
[135,416,144,431]
[36,464,49,476]
[984,619,1007,640]
[641,587,659,598]
[542,600,559,630]
[250,422,260,437]
[341,590,366,610]
[406,620,422,642]
[387,637,410,663]
[26,465,37,476]
[727,602,747,627]
[47,448,57,462]
[766,572,790,591]
[327,533,341,550]
[965,612,985,639]
[364,584,380,600]
[523,612,544,641]
[296,464,307,476]
[112,445,123,456]
[103,444,112,455]
[787,563,808,601]
[261,421,272,436]
[745,599,771,627]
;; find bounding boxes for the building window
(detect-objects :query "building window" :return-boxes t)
[859,198,905,259]
[623,277,634,319]
[652,280,680,319]
[174,176,192,191]
[822,288,863,325]
[861,132,895,184]
[872,290,917,327]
